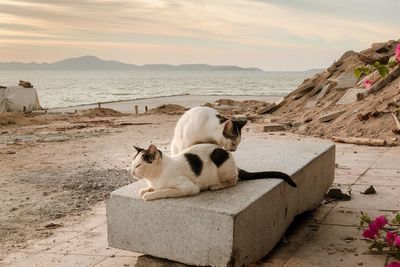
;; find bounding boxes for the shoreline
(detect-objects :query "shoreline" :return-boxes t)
[45,94,282,114]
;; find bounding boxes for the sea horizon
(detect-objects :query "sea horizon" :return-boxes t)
[0,69,318,109]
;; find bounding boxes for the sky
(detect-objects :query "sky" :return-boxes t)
[0,0,399,71]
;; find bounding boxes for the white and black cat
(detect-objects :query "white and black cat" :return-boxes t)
[170,106,247,155]
[131,144,296,201]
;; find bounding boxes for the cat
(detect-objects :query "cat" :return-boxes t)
[170,106,247,155]
[131,143,297,201]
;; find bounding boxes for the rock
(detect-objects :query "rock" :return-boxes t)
[263,123,286,132]
[316,83,334,99]
[357,52,390,65]
[107,139,335,267]
[325,188,351,201]
[334,72,358,90]
[337,50,357,62]
[319,110,346,123]
[362,185,376,195]
[257,103,276,115]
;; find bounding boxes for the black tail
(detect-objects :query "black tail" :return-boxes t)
[238,168,297,188]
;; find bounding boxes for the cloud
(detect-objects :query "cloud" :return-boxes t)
[0,0,399,70]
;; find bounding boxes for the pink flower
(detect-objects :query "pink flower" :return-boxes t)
[395,43,400,63]
[395,236,400,247]
[362,228,376,239]
[373,215,388,229]
[387,262,400,267]
[364,79,373,89]
[386,231,398,245]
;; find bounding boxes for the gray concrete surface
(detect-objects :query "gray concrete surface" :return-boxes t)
[107,138,335,267]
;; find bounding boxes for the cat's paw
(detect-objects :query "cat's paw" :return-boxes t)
[142,192,158,201]
[139,187,154,197]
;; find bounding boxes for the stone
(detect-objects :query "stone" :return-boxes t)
[107,139,335,267]
[336,88,365,105]
[316,83,334,100]
[334,73,358,90]
[319,109,346,123]
[263,123,286,132]
[257,102,276,115]
[305,99,319,109]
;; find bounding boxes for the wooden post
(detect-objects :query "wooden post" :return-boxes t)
[23,106,26,113]
[98,102,101,109]
[145,106,148,112]
[135,105,138,115]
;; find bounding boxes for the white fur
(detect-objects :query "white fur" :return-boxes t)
[170,107,241,155]
[131,144,238,200]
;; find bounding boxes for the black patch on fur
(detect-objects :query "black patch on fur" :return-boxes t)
[133,146,144,159]
[184,153,203,176]
[216,114,228,124]
[223,119,247,140]
[142,151,155,163]
[210,148,230,167]
[158,150,162,158]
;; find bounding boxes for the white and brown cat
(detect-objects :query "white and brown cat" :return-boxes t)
[131,144,296,201]
[170,106,246,155]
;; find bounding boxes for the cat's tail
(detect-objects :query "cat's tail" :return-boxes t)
[237,168,297,188]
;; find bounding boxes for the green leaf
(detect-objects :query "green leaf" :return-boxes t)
[354,68,362,79]
[377,66,389,77]
[388,60,397,68]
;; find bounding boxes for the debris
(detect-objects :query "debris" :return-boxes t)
[257,103,276,115]
[325,188,351,201]
[357,66,400,101]
[263,123,286,132]
[362,185,376,195]
[391,112,400,134]
[334,72,358,90]
[118,122,153,126]
[148,104,188,115]
[319,110,346,123]
[18,80,33,88]
[332,136,387,146]
[336,88,365,105]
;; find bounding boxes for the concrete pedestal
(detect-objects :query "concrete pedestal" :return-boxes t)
[107,138,335,267]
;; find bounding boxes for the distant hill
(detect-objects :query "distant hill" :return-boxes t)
[0,56,263,71]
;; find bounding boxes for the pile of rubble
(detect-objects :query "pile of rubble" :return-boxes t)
[260,39,400,146]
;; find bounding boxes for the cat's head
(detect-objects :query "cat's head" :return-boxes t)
[218,117,247,151]
[131,144,163,180]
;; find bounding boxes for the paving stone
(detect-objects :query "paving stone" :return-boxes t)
[363,168,400,178]
[337,185,400,210]
[356,175,400,187]
[336,88,365,105]
[107,139,335,267]
[334,72,359,90]
[6,253,106,267]
[283,225,386,267]
[94,256,138,267]
[319,109,346,122]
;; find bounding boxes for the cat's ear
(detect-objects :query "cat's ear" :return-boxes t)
[233,119,247,131]
[133,145,144,153]
[147,144,158,155]
[223,119,233,133]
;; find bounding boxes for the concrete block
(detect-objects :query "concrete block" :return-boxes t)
[107,139,335,267]
[319,109,346,122]
[334,72,358,90]
[336,88,365,105]
[257,103,276,114]
[263,123,286,132]
[316,83,334,100]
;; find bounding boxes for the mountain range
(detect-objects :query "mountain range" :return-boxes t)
[0,56,263,71]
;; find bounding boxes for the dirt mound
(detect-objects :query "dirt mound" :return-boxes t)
[205,98,270,115]
[265,39,400,145]
[0,112,69,127]
[77,107,125,117]
[147,104,188,115]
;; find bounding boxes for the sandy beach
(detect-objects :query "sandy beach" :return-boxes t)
[0,95,283,258]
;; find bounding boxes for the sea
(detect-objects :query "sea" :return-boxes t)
[0,70,317,109]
